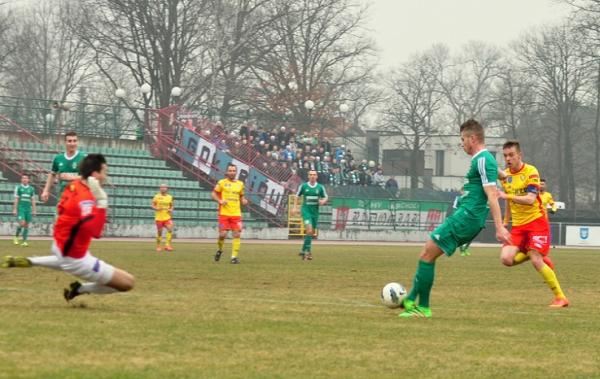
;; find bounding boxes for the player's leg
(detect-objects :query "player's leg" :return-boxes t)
[529,248,568,307]
[500,226,529,266]
[21,213,31,246]
[164,221,173,251]
[215,218,228,261]
[305,215,318,260]
[63,252,134,301]
[231,223,242,264]
[155,222,164,251]
[399,239,444,318]
[459,242,471,256]
[14,217,25,245]
[2,242,63,269]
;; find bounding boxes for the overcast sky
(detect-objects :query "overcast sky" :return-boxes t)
[365,0,573,69]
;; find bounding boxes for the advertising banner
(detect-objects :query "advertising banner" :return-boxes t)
[176,128,286,216]
[566,225,600,246]
[331,198,448,231]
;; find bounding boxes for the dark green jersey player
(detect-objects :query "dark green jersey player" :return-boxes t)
[293,170,328,261]
[398,119,511,318]
[41,132,86,202]
[13,174,37,246]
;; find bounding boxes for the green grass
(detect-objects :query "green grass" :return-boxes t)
[1,241,600,378]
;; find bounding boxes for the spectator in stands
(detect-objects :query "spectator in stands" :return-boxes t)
[385,176,399,192]
[372,168,385,187]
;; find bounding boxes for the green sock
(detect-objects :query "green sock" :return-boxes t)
[22,228,29,241]
[407,260,436,307]
[302,234,313,252]
[15,226,22,237]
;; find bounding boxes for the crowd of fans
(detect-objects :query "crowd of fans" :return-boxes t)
[237,124,399,190]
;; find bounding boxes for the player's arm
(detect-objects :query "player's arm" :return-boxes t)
[212,184,225,205]
[484,185,511,244]
[500,189,537,205]
[151,199,158,210]
[549,194,557,213]
[59,172,81,181]
[32,194,37,215]
[318,186,328,206]
[293,187,302,214]
[503,200,511,226]
[41,171,57,202]
[12,188,18,215]
[480,157,510,243]
[169,199,174,213]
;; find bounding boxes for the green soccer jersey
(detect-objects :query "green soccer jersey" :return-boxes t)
[458,149,498,225]
[297,182,328,213]
[51,150,86,195]
[14,184,36,211]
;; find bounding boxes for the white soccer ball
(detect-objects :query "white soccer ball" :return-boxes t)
[381,282,407,308]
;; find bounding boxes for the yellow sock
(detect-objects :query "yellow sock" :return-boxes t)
[539,264,566,299]
[232,237,241,258]
[218,238,225,251]
[513,252,529,265]
[166,231,172,245]
[156,233,162,246]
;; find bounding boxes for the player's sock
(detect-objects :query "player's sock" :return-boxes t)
[166,231,172,245]
[406,260,436,306]
[218,237,225,251]
[415,260,436,307]
[302,234,313,252]
[15,226,22,237]
[156,233,162,246]
[28,255,62,270]
[232,237,240,258]
[543,256,555,270]
[513,251,529,265]
[78,282,118,295]
[22,228,29,242]
[539,264,566,299]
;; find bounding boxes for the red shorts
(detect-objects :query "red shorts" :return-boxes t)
[155,219,173,229]
[505,217,550,255]
[218,215,242,231]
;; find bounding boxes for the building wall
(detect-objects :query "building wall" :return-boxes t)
[377,133,506,190]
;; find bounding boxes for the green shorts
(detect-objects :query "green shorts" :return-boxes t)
[17,210,32,223]
[430,208,483,256]
[301,207,319,229]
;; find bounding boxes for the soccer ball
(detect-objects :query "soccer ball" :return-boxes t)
[381,282,407,308]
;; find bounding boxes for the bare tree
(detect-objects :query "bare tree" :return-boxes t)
[2,1,93,100]
[515,24,592,207]
[381,51,444,189]
[488,60,536,139]
[74,0,213,115]
[437,41,502,127]
[248,0,375,135]
[567,0,600,210]
[0,7,14,78]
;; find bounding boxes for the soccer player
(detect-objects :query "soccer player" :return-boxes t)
[152,183,174,252]
[539,179,558,216]
[41,131,86,202]
[399,119,511,318]
[13,174,37,247]
[212,163,248,264]
[1,154,135,302]
[292,170,328,261]
[497,140,569,308]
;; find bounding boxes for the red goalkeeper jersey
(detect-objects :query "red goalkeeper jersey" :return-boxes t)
[53,180,106,258]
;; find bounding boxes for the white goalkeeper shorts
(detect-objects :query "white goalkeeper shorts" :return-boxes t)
[51,243,115,285]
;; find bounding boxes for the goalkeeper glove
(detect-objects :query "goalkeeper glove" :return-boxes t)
[87,176,108,209]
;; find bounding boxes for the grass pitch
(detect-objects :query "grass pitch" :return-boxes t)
[1,240,600,378]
